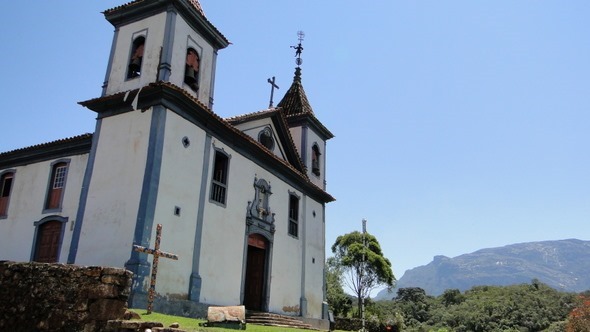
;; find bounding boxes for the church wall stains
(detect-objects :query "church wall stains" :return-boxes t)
[282,304,300,314]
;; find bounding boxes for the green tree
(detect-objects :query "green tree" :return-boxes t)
[441,288,464,306]
[326,257,353,317]
[394,287,432,325]
[331,231,395,317]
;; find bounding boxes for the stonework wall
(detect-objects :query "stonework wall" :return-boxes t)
[0,261,132,332]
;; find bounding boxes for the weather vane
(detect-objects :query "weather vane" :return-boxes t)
[291,31,305,67]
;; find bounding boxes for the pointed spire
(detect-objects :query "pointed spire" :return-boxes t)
[277,67,313,116]
[277,31,313,116]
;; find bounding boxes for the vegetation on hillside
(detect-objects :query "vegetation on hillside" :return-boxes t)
[327,280,590,331]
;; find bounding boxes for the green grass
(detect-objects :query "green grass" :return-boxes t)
[130,309,338,332]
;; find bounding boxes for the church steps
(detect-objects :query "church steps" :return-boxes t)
[246,311,316,330]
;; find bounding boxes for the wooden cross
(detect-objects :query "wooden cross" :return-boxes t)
[133,223,178,314]
[267,76,279,108]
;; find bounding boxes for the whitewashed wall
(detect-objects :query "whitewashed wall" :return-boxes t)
[0,153,88,263]
[105,13,167,96]
[76,109,152,267]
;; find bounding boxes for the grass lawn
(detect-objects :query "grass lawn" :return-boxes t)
[130,309,346,332]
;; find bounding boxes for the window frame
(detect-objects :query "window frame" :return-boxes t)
[0,170,15,218]
[258,127,275,151]
[44,159,70,212]
[209,149,230,206]
[288,191,300,238]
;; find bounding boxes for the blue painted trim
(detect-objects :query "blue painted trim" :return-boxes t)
[301,126,308,168]
[158,9,177,82]
[30,215,69,262]
[101,28,119,96]
[300,195,307,316]
[209,50,218,109]
[68,120,103,263]
[125,105,167,294]
[189,134,212,301]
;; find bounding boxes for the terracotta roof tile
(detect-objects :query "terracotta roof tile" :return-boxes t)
[79,82,333,202]
[103,0,229,47]
[0,133,93,157]
[277,67,314,117]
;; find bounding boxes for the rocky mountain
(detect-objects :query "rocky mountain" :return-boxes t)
[375,239,590,299]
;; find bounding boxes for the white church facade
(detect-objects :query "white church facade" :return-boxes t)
[0,0,334,327]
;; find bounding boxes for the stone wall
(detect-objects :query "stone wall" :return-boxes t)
[0,261,132,332]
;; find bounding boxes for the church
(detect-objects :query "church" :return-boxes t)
[0,0,334,327]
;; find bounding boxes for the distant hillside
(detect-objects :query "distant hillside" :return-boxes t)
[375,239,590,299]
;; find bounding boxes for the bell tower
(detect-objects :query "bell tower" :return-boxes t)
[100,0,229,108]
[277,32,334,190]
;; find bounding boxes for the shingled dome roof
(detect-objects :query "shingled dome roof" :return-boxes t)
[276,67,314,117]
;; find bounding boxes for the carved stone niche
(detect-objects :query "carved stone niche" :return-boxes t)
[246,177,275,234]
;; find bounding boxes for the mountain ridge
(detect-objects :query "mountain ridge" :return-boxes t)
[375,238,590,300]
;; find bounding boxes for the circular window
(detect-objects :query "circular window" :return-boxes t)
[258,128,274,150]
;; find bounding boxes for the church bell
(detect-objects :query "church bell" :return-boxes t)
[128,58,142,78]
[184,66,198,92]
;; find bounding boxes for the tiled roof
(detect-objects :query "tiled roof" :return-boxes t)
[0,133,93,157]
[104,0,203,16]
[79,82,334,202]
[187,0,205,16]
[0,133,93,169]
[225,108,277,124]
[225,107,307,173]
[276,67,334,140]
[103,0,229,47]
[276,67,314,117]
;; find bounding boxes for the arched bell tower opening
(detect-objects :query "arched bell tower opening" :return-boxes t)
[127,36,145,79]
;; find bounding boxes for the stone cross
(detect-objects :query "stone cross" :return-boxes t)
[133,223,178,314]
[267,76,279,108]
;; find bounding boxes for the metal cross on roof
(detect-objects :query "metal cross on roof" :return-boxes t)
[133,223,179,314]
[267,76,279,108]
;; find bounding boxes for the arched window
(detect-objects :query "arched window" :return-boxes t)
[45,161,69,211]
[127,36,145,79]
[0,171,14,217]
[311,144,321,176]
[185,48,200,92]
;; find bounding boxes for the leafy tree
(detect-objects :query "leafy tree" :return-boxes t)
[371,281,578,332]
[331,231,395,317]
[394,287,432,325]
[441,288,464,306]
[326,257,353,317]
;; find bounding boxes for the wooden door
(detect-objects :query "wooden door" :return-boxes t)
[35,221,62,263]
[244,234,267,311]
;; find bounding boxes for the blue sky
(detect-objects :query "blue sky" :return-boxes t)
[1,1,589,290]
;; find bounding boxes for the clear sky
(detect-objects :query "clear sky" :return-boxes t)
[1,1,589,291]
